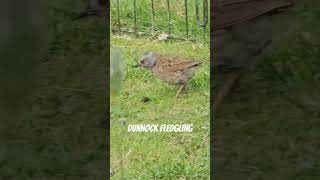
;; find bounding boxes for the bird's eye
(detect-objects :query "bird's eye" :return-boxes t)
[140,60,145,64]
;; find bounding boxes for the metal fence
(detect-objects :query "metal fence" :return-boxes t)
[111,0,209,42]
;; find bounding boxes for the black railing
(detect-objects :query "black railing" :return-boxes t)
[111,0,209,42]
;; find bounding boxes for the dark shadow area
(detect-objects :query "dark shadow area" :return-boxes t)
[212,0,320,179]
[1,0,109,179]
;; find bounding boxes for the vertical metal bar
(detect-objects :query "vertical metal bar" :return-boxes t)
[166,0,172,33]
[116,0,120,32]
[133,0,137,36]
[203,26,206,43]
[195,0,208,42]
[203,0,208,41]
[151,0,155,34]
[185,0,189,38]
[195,0,200,26]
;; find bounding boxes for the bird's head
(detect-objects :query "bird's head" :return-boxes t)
[139,52,157,69]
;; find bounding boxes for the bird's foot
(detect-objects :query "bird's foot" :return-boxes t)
[176,84,186,97]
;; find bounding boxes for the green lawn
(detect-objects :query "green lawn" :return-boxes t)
[110,1,210,179]
[110,0,210,41]
[2,0,109,179]
[110,37,210,179]
[9,0,319,179]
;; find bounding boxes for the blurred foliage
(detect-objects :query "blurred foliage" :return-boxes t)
[110,47,124,100]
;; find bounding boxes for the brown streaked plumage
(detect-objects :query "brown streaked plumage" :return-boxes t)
[139,53,202,97]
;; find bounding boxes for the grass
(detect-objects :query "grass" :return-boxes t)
[110,1,210,179]
[110,0,210,42]
[0,0,108,179]
[110,37,210,179]
[7,0,320,179]
[214,1,320,179]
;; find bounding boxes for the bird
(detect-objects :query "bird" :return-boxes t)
[212,0,294,112]
[139,52,202,97]
[73,0,107,20]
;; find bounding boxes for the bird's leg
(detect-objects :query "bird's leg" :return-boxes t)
[213,69,244,112]
[176,84,186,97]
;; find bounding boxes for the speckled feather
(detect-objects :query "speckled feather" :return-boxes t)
[154,54,202,72]
[140,53,202,85]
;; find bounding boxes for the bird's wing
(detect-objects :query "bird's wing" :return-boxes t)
[212,0,294,30]
[156,55,202,72]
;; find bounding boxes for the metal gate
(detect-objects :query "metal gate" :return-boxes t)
[110,0,209,42]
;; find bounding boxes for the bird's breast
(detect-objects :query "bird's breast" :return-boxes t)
[152,67,188,85]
